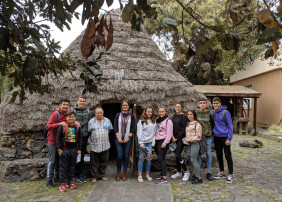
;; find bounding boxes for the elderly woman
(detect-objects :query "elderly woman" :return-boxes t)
[114,101,136,181]
[88,107,113,183]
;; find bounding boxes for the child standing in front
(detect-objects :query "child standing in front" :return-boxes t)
[56,111,82,192]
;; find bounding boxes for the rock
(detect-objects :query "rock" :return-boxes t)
[239,140,249,147]
[26,139,45,153]
[0,135,16,147]
[250,129,255,135]
[20,169,40,181]
[31,132,45,141]
[5,175,21,182]
[0,147,16,158]
[34,152,45,158]
[254,139,263,147]
[249,142,259,148]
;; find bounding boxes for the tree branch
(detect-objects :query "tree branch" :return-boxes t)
[176,0,211,30]
[263,0,282,27]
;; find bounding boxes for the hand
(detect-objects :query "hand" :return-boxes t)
[75,121,80,128]
[77,150,81,154]
[182,138,185,142]
[172,136,177,143]
[58,149,62,156]
[60,122,67,127]
[123,137,129,143]
[225,140,231,146]
[117,138,123,143]
[185,138,190,142]
[140,144,145,150]
[161,143,166,148]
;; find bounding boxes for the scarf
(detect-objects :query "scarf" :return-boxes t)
[121,111,131,139]
[156,115,168,123]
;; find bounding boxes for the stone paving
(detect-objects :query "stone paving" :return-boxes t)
[170,134,282,201]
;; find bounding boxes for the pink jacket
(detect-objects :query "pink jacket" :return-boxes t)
[154,118,173,146]
[185,121,202,143]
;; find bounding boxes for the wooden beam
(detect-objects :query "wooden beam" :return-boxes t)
[253,98,257,135]
[202,93,261,98]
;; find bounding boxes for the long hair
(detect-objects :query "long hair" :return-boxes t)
[186,110,198,126]
[141,106,156,125]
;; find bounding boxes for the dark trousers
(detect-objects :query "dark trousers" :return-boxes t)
[90,150,109,179]
[214,136,233,175]
[59,148,77,183]
[115,138,132,173]
[155,139,169,176]
[75,136,89,177]
[175,140,187,172]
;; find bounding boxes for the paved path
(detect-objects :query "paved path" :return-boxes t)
[86,165,173,202]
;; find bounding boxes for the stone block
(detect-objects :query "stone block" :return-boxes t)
[26,139,45,153]
[0,147,16,158]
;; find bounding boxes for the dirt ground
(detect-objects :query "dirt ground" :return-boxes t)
[0,134,281,201]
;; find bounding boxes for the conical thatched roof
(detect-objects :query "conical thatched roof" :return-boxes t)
[0,10,204,133]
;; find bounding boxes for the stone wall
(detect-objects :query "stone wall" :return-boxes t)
[0,131,48,161]
[0,131,48,182]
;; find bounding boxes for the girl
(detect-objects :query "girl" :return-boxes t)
[137,106,156,182]
[154,107,173,184]
[183,110,203,184]
[171,102,189,181]
[113,101,136,181]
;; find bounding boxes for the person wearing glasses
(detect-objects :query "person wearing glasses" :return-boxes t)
[113,101,136,181]
[136,106,156,182]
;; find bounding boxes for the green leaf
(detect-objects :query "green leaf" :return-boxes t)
[94,0,105,9]
[209,25,225,32]
[163,17,177,26]
[55,0,65,21]
[264,48,274,59]
[10,91,18,103]
[0,27,9,50]
[199,36,216,54]
[106,0,114,7]
[257,27,282,45]
[122,0,135,23]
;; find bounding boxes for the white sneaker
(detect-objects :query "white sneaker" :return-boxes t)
[226,176,233,183]
[182,172,190,181]
[171,172,182,179]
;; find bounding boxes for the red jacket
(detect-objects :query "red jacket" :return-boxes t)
[46,108,67,145]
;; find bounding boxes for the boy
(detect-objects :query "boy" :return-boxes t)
[45,99,70,188]
[73,95,91,183]
[211,97,234,183]
[56,111,82,192]
[197,98,213,181]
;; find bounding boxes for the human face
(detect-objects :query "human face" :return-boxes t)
[66,114,76,124]
[175,104,182,114]
[146,108,153,118]
[95,109,103,120]
[158,108,166,117]
[187,111,194,121]
[199,101,207,111]
[77,98,86,108]
[60,102,70,113]
[212,101,221,111]
[121,102,129,112]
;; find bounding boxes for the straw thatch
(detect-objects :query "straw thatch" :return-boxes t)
[0,10,204,133]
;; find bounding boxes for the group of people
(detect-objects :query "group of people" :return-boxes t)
[45,96,234,192]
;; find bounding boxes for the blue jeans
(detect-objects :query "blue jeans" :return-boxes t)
[198,137,213,173]
[137,142,152,173]
[115,137,132,173]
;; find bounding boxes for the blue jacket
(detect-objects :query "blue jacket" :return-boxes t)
[212,105,233,141]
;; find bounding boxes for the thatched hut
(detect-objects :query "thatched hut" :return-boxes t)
[0,10,204,181]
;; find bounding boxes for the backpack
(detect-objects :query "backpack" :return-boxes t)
[193,121,207,155]
[211,109,227,124]
[43,111,60,142]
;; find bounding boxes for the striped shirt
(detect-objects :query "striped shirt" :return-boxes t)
[88,117,113,153]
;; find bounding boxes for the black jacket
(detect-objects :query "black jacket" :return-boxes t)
[56,125,83,150]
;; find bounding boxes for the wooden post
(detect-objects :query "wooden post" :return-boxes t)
[253,98,257,135]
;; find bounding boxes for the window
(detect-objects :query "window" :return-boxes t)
[243,85,252,109]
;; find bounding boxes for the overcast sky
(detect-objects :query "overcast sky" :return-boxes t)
[47,2,120,53]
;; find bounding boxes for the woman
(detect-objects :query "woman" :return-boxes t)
[113,101,136,181]
[183,110,203,184]
[136,106,156,182]
[171,102,189,181]
[154,107,173,184]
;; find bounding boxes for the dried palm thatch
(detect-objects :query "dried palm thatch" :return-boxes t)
[0,10,205,133]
